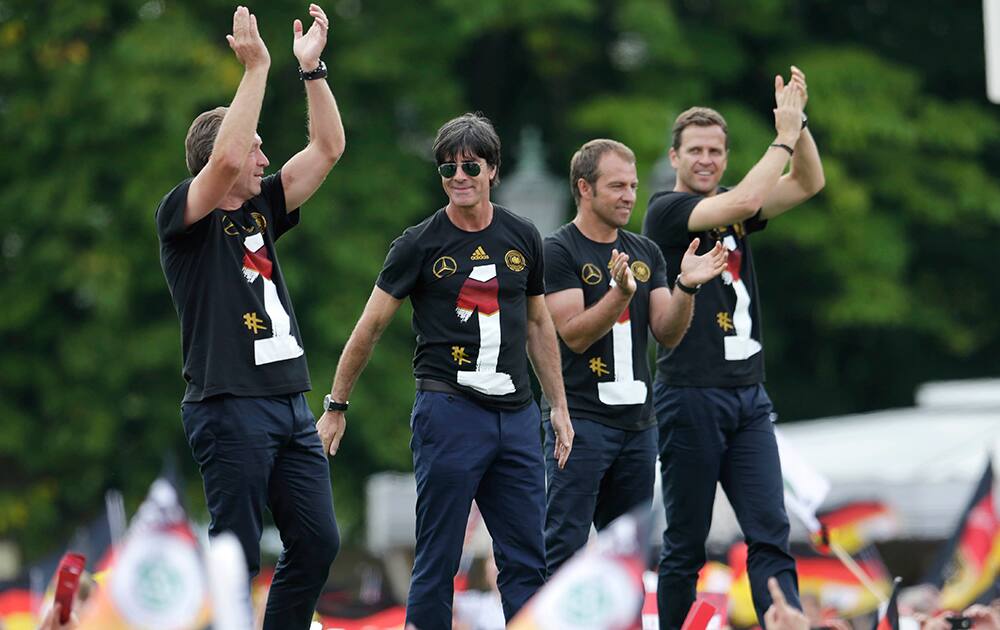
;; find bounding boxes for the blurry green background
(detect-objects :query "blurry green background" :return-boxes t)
[1,0,998,560]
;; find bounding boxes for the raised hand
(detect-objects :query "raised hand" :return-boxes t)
[226,6,270,70]
[609,248,636,296]
[789,65,809,108]
[679,238,727,286]
[764,577,809,630]
[773,70,805,144]
[293,4,330,70]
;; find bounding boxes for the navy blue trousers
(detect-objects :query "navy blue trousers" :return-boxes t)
[543,417,656,576]
[182,393,340,630]
[654,383,799,630]
[406,391,546,630]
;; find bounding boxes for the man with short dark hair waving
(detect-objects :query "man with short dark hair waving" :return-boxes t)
[643,67,825,630]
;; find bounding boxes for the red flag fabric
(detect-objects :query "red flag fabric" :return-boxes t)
[932,460,1000,610]
[812,501,900,556]
[874,577,902,630]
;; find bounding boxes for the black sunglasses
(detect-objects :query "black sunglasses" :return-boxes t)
[438,161,482,178]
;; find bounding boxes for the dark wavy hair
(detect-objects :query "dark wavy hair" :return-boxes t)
[432,112,502,187]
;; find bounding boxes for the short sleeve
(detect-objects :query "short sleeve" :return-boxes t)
[643,192,701,249]
[744,210,768,236]
[543,238,581,294]
[376,231,422,299]
[648,241,668,290]
[526,224,545,296]
[256,171,298,241]
[155,179,209,243]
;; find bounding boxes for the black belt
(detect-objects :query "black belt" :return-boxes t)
[415,378,463,396]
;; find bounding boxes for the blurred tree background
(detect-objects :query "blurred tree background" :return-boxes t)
[1,0,997,559]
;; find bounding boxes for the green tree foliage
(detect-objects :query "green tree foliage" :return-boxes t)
[1,0,997,557]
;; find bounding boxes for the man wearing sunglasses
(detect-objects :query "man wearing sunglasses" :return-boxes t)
[642,68,824,630]
[316,112,573,630]
[542,139,727,578]
[154,6,344,629]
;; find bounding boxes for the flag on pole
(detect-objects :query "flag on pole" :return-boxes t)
[813,501,900,556]
[508,508,650,630]
[873,577,902,630]
[78,479,211,630]
[775,428,831,534]
[928,458,1000,610]
[727,541,891,627]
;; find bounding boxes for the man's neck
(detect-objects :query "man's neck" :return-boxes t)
[573,207,618,243]
[218,191,248,211]
[446,201,493,232]
[674,182,718,198]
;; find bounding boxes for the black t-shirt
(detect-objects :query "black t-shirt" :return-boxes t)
[642,189,767,387]
[156,172,311,403]
[542,223,667,431]
[376,205,544,410]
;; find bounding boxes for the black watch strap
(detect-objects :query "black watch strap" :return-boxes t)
[675,276,700,295]
[299,60,327,81]
[323,394,349,412]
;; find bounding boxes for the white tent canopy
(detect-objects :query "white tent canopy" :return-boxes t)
[685,378,1000,549]
[367,379,1000,555]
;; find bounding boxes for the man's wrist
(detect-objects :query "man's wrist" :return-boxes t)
[297,58,321,72]
[675,274,700,295]
[612,282,635,297]
[775,131,800,147]
[298,59,327,80]
[323,393,349,412]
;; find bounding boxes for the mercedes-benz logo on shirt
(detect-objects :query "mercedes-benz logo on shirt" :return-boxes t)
[581,263,603,285]
[433,255,458,278]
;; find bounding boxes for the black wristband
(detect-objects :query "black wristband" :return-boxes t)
[771,142,794,156]
[299,60,327,81]
[675,277,700,295]
[323,394,349,412]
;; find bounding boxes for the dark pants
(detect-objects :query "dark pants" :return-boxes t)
[406,391,546,630]
[543,417,656,577]
[182,393,340,630]
[654,382,799,630]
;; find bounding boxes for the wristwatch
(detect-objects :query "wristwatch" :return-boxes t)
[323,394,349,412]
[675,275,700,295]
[299,60,328,81]
[801,111,808,130]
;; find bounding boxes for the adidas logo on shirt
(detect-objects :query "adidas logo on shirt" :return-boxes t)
[471,246,490,260]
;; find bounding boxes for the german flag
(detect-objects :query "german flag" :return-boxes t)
[929,459,1000,611]
[812,501,899,556]
[727,542,891,627]
[873,577,902,630]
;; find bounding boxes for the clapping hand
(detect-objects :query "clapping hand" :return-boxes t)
[226,6,269,70]
[293,4,330,70]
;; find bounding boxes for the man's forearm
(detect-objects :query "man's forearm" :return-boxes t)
[789,129,824,194]
[527,316,568,409]
[652,290,694,348]
[557,287,632,353]
[330,320,381,402]
[213,67,269,167]
[730,139,798,210]
[304,78,345,163]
